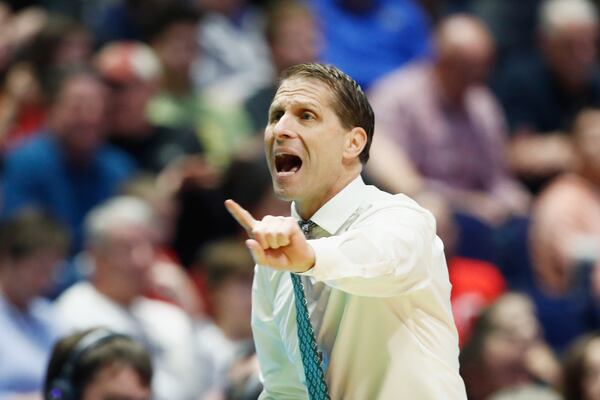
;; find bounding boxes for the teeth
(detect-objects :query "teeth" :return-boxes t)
[274,152,302,174]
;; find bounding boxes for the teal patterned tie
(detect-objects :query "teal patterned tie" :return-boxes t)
[292,220,330,400]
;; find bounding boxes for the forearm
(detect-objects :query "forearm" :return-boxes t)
[301,205,437,297]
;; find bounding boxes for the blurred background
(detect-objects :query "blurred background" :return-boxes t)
[1,0,600,399]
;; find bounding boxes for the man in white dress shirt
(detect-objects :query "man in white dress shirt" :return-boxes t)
[225,63,467,399]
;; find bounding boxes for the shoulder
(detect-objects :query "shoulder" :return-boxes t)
[53,282,106,331]
[467,86,505,121]
[133,297,193,329]
[54,282,97,310]
[365,183,428,210]
[360,185,436,233]
[4,134,54,166]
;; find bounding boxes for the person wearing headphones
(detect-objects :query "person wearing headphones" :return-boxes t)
[44,328,152,400]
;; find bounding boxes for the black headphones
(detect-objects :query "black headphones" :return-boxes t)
[46,329,126,400]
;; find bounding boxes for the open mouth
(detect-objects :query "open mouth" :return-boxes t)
[275,153,302,175]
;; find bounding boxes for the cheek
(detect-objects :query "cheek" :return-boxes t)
[264,128,273,146]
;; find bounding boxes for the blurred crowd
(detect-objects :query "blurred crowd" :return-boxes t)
[1,0,600,399]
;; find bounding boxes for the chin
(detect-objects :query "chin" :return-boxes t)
[272,183,297,201]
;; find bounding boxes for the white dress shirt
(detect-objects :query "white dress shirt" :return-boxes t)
[252,176,467,399]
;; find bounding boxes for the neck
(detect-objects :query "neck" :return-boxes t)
[295,168,361,220]
[94,275,136,307]
[433,64,466,105]
[54,135,94,166]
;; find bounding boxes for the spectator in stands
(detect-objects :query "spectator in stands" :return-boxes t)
[0,62,46,154]
[310,0,432,89]
[495,0,600,192]
[54,196,201,400]
[460,293,560,400]
[191,0,273,104]
[1,66,135,253]
[524,108,600,353]
[142,2,201,133]
[470,0,544,68]
[3,13,95,151]
[369,14,528,225]
[0,210,69,398]
[142,3,259,268]
[194,238,257,398]
[26,14,93,91]
[244,0,320,136]
[95,40,204,174]
[368,14,529,261]
[562,333,600,400]
[121,175,206,319]
[531,109,600,295]
[44,328,152,400]
[145,3,252,170]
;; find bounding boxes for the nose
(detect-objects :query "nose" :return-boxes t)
[130,241,155,271]
[273,112,298,141]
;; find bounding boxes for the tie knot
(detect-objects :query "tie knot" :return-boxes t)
[298,220,317,237]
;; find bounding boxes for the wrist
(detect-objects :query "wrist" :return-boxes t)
[295,246,316,273]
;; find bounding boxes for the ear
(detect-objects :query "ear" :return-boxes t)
[343,127,368,161]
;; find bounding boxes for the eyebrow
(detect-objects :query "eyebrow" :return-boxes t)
[269,99,321,115]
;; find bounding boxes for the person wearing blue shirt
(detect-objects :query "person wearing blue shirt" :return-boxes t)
[0,210,69,398]
[1,67,135,253]
[311,0,432,89]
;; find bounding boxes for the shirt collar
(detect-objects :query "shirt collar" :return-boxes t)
[291,175,367,235]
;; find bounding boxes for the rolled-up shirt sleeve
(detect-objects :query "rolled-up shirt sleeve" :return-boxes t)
[301,199,440,297]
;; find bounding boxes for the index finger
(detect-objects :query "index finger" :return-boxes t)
[225,199,257,235]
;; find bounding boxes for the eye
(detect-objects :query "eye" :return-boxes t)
[269,111,284,123]
[301,111,315,121]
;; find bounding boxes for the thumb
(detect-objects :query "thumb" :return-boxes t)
[246,239,266,265]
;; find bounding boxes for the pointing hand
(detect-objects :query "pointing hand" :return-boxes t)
[225,199,315,273]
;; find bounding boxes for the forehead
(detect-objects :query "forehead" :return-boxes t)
[59,75,106,100]
[271,77,334,110]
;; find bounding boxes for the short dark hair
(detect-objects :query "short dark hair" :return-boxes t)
[44,329,153,399]
[45,64,103,105]
[20,14,91,90]
[279,63,375,164]
[0,209,69,263]
[140,3,201,43]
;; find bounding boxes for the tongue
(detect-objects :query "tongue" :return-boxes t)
[290,165,299,173]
